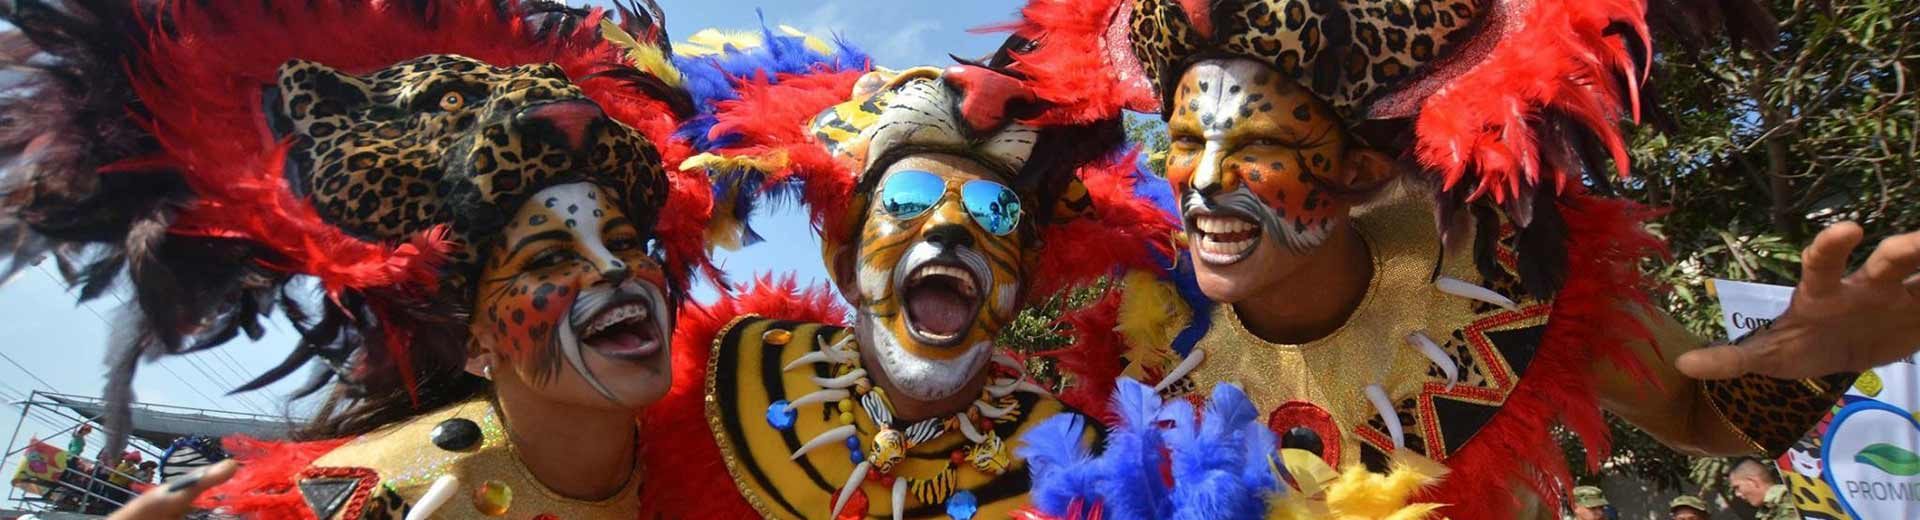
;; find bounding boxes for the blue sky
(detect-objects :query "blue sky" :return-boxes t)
[0,0,1025,465]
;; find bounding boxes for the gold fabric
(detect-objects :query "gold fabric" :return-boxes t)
[706,316,1078,520]
[304,397,640,519]
[1184,182,1551,467]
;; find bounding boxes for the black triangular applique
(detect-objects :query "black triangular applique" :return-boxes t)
[298,477,361,520]
[1432,396,1504,455]
[1484,324,1547,372]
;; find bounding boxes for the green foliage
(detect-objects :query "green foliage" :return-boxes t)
[1564,0,1918,497]
[1125,114,1170,177]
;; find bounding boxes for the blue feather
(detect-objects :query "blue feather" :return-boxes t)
[1021,379,1284,520]
[673,11,870,152]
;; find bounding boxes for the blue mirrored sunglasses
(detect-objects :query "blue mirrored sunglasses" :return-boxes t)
[877,169,1024,236]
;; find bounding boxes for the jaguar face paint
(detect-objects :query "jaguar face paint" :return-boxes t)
[471,182,673,408]
[1168,58,1352,261]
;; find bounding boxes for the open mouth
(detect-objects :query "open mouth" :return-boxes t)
[1190,212,1262,266]
[901,262,983,346]
[577,291,667,362]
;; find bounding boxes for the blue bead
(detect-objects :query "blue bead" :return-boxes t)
[946,490,978,520]
[845,435,861,449]
[766,400,797,431]
[850,448,865,464]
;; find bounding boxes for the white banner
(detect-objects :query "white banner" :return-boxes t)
[1714,279,1920,520]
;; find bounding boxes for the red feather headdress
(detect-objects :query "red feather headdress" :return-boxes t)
[0,0,713,456]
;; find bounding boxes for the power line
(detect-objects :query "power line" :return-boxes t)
[0,351,56,392]
[32,264,277,415]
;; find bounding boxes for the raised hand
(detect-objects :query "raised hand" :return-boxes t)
[105,460,237,520]
[1677,222,1920,380]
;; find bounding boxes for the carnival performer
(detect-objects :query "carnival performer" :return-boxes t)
[0,0,721,518]
[639,31,1179,519]
[1001,0,1920,518]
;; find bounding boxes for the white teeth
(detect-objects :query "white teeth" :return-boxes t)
[1194,215,1256,234]
[584,302,649,338]
[910,265,978,298]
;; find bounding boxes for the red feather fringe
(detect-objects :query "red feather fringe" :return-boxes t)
[1421,193,1666,519]
[195,436,351,519]
[639,275,849,520]
[1001,0,1158,125]
[701,69,869,238]
[1046,287,1129,421]
[1025,150,1178,304]
[1413,0,1651,205]
[120,0,711,397]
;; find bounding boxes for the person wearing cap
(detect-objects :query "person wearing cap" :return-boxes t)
[1731,459,1801,520]
[1571,486,1614,520]
[1668,496,1712,520]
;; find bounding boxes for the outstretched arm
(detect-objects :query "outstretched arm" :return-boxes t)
[1678,222,1920,380]
[1595,309,1762,456]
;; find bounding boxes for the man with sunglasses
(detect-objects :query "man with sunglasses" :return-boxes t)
[638,36,1176,519]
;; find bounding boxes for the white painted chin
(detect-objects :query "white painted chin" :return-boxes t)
[864,312,992,402]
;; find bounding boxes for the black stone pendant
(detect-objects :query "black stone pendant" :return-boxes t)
[431,418,482,451]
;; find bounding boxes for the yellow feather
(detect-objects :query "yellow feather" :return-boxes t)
[777,24,836,55]
[1116,270,1188,378]
[1268,452,1450,520]
[599,19,683,88]
[682,151,790,251]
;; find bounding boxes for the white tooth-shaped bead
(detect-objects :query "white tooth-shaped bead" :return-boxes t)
[1405,332,1459,390]
[784,351,831,372]
[988,379,1050,398]
[1153,349,1207,393]
[789,389,850,410]
[891,477,908,520]
[812,369,867,389]
[975,399,1014,419]
[791,424,858,460]
[1365,384,1405,449]
[1434,276,1519,311]
[956,412,988,443]
[830,461,871,519]
[405,475,459,520]
[993,353,1023,372]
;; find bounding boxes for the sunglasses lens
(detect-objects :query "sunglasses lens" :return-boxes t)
[878,170,943,220]
[961,180,1022,236]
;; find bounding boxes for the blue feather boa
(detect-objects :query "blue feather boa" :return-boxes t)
[1020,378,1283,520]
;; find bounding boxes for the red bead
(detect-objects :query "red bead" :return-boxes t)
[835,488,868,520]
[950,450,967,465]
[532,514,559,520]
[867,466,896,486]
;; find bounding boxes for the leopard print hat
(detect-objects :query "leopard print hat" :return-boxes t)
[1127,0,1492,121]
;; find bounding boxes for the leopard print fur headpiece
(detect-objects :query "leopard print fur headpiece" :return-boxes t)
[270,54,670,290]
[1129,0,1490,119]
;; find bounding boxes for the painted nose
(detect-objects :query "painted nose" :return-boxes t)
[943,64,1038,135]
[1189,140,1237,197]
[923,200,976,250]
[584,243,630,286]
[515,100,604,151]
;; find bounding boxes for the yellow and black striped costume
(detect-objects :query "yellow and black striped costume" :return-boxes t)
[705,316,1085,519]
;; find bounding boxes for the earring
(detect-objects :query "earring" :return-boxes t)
[482,364,493,381]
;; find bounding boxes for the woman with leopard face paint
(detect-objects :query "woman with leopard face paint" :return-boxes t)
[1008,0,1920,518]
[0,1,720,518]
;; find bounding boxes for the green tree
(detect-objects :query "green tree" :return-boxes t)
[1566,0,1917,498]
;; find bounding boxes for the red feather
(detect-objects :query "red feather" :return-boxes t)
[1000,0,1158,125]
[1025,150,1178,304]
[1413,0,1650,206]
[1422,193,1666,519]
[639,275,848,520]
[117,0,710,396]
[702,69,869,236]
[196,436,351,519]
